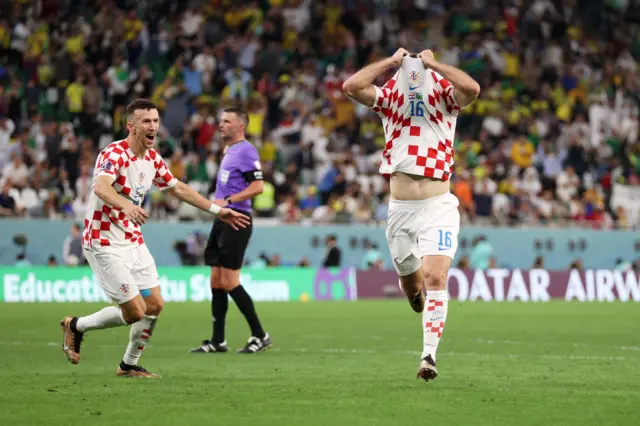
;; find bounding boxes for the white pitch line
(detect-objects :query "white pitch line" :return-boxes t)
[0,340,636,362]
[304,336,640,352]
[619,346,640,352]
[473,338,640,352]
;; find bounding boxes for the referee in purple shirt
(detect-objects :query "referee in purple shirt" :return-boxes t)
[191,107,271,354]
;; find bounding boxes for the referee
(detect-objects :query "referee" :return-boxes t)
[191,107,271,354]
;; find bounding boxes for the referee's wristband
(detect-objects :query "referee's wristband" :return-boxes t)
[208,202,221,215]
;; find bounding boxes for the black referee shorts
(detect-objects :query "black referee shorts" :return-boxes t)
[204,210,253,270]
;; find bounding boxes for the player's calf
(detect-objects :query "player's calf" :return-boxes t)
[399,271,425,313]
[419,255,451,380]
[121,290,162,370]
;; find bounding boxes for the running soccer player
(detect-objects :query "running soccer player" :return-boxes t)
[59,99,250,378]
[343,48,480,381]
[190,107,271,354]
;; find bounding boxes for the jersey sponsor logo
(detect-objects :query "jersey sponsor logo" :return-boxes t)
[132,186,145,206]
[219,169,230,184]
[409,84,421,91]
[100,160,113,172]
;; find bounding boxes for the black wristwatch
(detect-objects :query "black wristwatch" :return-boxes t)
[224,196,232,206]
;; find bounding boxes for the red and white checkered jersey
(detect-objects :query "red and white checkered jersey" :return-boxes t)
[82,139,178,251]
[371,57,463,181]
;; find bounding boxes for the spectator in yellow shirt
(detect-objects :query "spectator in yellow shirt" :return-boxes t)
[66,76,85,123]
[510,136,535,169]
[124,10,143,41]
[65,26,85,56]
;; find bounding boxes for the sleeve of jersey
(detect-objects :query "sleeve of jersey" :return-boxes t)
[239,146,264,182]
[369,77,396,119]
[152,157,179,191]
[96,147,125,179]
[431,70,463,115]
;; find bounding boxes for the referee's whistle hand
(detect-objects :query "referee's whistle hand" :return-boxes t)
[218,208,251,230]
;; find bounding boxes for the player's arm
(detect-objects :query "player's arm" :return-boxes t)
[167,181,251,229]
[224,179,264,204]
[167,181,219,212]
[419,50,480,108]
[94,175,134,211]
[342,47,409,107]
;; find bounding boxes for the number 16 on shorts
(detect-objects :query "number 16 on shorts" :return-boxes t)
[437,230,453,251]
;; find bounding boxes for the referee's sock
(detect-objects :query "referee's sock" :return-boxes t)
[229,285,266,339]
[211,288,228,344]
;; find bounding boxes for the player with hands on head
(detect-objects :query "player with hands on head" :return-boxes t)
[343,47,480,382]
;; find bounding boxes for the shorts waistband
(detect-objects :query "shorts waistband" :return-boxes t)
[388,192,452,208]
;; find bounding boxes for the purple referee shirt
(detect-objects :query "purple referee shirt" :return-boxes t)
[215,140,263,213]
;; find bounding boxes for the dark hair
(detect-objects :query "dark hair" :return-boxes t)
[126,98,157,118]
[224,106,249,127]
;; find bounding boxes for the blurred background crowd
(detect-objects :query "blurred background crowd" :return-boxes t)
[0,0,639,230]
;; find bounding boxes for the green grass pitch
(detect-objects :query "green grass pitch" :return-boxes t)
[1,300,639,426]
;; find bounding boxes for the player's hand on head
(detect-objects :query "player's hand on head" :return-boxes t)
[123,203,148,226]
[418,50,436,68]
[390,47,410,67]
[218,208,250,230]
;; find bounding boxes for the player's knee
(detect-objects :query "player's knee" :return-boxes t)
[146,298,164,316]
[219,270,239,292]
[423,269,447,291]
[122,307,145,324]
[219,276,234,292]
[210,272,222,289]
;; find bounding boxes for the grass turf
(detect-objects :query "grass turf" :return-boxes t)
[0,300,639,426]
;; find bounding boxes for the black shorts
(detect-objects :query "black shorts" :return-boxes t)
[203,211,253,270]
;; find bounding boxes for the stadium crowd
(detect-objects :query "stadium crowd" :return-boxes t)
[0,0,639,229]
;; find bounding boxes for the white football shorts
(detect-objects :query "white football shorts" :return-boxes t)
[84,244,159,304]
[385,192,461,276]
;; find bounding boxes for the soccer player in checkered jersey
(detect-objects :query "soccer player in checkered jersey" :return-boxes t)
[343,48,480,381]
[59,98,250,378]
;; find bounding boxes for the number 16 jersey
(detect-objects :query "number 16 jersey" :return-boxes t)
[370,57,463,181]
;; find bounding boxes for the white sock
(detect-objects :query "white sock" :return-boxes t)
[421,290,449,361]
[76,306,127,332]
[122,315,158,366]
